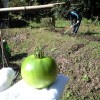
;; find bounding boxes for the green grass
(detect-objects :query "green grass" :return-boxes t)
[2,18,100,100]
[55,19,70,28]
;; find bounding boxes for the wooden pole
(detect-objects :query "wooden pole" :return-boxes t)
[0,2,65,12]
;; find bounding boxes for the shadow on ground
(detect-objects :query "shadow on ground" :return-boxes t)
[10,53,28,61]
[82,31,99,35]
[9,19,28,28]
[76,34,100,42]
[52,28,100,42]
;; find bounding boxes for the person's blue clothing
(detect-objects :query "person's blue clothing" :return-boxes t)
[68,10,82,34]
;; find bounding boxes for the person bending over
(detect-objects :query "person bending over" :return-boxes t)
[67,10,82,34]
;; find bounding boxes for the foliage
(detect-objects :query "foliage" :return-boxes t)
[82,74,91,82]
[0,0,100,21]
[9,0,28,7]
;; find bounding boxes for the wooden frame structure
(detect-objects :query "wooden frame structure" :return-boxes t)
[0,2,65,12]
